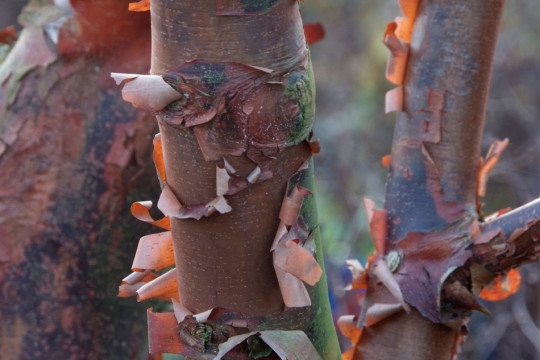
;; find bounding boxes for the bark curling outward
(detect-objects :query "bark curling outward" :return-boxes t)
[339,1,540,360]
[115,0,341,359]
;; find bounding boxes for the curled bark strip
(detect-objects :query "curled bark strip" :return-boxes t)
[381,154,391,169]
[279,186,312,226]
[172,298,192,323]
[111,73,182,111]
[153,133,167,183]
[214,332,255,359]
[393,0,420,44]
[137,268,179,302]
[147,310,201,357]
[363,198,387,255]
[365,303,404,327]
[274,258,312,307]
[259,330,323,360]
[118,282,145,298]
[158,183,232,220]
[308,137,321,154]
[217,160,270,196]
[132,231,175,271]
[372,258,410,313]
[273,239,322,286]
[130,201,171,230]
[384,30,409,85]
[477,138,509,198]
[119,270,158,298]
[394,16,414,43]
[271,160,322,307]
[122,269,157,285]
[246,166,262,184]
[338,315,363,346]
[480,198,540,239]
[398,0,420,20]
[216,166,231,196]
[172,299,214,324]
[215,330,323,360]
[385,86,403,114]
[128,0,150,12]
[345,259,368,291]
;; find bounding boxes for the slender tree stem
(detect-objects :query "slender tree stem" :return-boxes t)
[385,0,505,242]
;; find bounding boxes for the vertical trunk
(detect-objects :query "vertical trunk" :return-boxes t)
[0,1,156,359]
[144,0,340,358]
[355,1,506,359]
[151,0,306,315]
[385,0,505,240]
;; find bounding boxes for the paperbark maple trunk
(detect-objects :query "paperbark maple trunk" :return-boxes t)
[0,1,157,359]
[139,0,341,358]
[349,0,540,359]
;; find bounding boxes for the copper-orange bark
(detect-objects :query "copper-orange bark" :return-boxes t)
[0,1,157,358]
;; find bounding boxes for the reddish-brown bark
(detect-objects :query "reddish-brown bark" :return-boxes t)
[0,1,158,358]
[151,0,309,315]
[345,0,540,359]
[116,0,341,359]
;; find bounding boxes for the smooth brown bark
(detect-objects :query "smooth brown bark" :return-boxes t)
[151,0,306,318]
[146,0,340,359]
[0,1,157,359]
[358,310,457,360]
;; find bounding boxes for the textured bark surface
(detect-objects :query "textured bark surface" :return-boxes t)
[352,1,514,359]
[145,0,341,359]
[0,1,158,359]
[358,309,456,360]
[385,0,506,240]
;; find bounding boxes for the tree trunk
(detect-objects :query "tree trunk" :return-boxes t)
[0,1,158,359]
[115,0,341,359]
[343,0,540,359]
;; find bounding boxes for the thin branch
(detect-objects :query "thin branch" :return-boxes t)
[477,198,540,272]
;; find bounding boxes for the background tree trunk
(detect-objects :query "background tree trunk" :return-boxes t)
[348,1,540,359]
[0,1,158,358]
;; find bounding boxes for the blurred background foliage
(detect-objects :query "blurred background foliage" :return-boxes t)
[1,1,539,359]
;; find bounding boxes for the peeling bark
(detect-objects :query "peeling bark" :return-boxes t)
[344,0,540,359]
[115,0,341,359]
[0,1,158,359]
